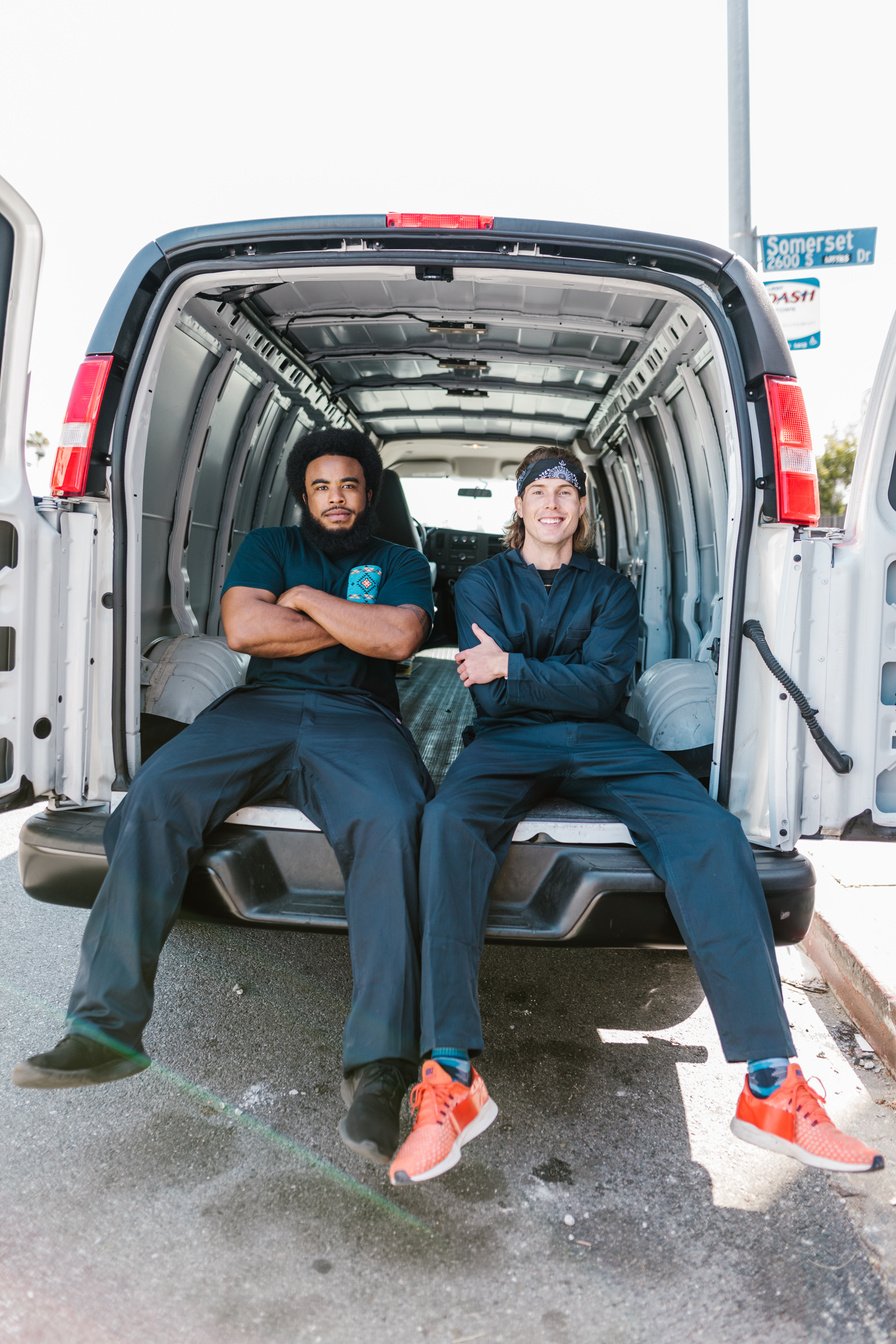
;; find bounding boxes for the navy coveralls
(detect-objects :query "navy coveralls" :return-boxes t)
[418,548,794,1064]
[67,528,434,1075]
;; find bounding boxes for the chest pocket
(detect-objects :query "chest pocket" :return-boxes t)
[562,623,592,653]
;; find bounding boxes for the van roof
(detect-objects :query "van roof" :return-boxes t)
[153,214,735,280]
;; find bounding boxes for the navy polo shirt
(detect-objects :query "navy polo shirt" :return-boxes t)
[221,527,434,715]
[453,548,639,730]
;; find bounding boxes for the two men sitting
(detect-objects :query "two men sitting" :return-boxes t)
[14,431,883,1182]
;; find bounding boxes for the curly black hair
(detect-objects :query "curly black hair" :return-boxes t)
[285,428,383,505]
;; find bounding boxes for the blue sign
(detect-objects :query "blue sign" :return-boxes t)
[759,227,877,272]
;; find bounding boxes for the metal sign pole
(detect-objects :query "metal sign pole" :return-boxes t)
[727,0,757,268]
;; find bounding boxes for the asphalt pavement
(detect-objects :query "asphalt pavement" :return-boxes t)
[2,805,896,1344]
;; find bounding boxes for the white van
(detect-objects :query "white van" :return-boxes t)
[2,181,894,948]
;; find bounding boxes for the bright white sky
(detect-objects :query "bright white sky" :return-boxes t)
[3,0,893,488]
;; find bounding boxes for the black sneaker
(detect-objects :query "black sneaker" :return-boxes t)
[338,1060,413,1165]
[11,1034,151,1089]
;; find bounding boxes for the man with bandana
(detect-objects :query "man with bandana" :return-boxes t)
[14,429,436,1169]
[388,444,883,1185]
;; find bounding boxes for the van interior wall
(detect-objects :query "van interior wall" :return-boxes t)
[140,296,345,650]
[590,351,727,672]
[136,282,732,776]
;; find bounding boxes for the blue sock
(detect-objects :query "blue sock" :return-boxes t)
[747,1057,791,1097]
[431,1048,471,1084]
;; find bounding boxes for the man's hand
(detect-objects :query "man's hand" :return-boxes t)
[456,622,509,686]
[276,585,313,612]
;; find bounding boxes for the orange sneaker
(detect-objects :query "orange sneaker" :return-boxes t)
[388,1060,498,1185]
[731,1063,884,1173]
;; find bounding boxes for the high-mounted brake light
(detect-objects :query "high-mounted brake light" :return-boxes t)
[51,356,114,498]
[764,376,820,526]
[386,212,494,230]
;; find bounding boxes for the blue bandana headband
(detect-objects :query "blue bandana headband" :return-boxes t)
[516,456,586,497]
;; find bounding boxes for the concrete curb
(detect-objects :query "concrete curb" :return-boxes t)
[799,841,896,1080]
[803,910,896,1078]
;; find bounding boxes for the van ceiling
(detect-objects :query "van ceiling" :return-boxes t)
[246,266,681,449]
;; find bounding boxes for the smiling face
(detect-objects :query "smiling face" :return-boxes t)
[303,455,371,532]
[515,476,586,565]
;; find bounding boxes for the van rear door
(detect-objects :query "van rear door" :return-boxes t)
[760,311,896,839]
[0,176,61,810]
[815,310,896,834]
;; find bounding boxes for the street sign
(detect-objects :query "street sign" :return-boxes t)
[763,278,821,351]
[759,227,876,272]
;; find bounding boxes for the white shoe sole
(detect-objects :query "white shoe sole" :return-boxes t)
[390,1098,499,1184]
[730,1117,882,1172]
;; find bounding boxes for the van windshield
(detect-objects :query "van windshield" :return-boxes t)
[400,476,513,534]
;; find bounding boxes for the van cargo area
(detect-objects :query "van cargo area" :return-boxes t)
[14,215,822,944]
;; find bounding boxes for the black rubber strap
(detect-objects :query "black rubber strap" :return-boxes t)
[742,620,852,774]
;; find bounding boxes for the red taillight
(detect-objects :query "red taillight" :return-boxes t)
[51,356,114,498]
[764,376,820,526]
[386,212,494,230]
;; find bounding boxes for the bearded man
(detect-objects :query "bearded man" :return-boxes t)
[14,429,434,1167]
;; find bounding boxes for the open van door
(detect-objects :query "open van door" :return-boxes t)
[0,176,61,810]
[750,312,896,841]
[814,310,896,836]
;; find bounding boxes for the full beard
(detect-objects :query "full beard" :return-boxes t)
[299,503,375,558]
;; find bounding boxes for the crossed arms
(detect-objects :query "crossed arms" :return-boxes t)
[453,566,639,721]
[221,585,429,662]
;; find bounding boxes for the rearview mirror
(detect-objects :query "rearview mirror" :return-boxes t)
[457,487,493,498]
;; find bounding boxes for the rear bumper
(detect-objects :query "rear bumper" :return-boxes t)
[19,808,815,948]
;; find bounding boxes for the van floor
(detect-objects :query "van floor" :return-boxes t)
[397,652,474,787]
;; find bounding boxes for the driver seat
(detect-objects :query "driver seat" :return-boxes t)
[374,468,436,583]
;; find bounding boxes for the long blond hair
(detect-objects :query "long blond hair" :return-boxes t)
[503,446,593,552]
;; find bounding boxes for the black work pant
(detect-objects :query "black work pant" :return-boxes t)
[67,688,432,1073]
[418,719,795,1063]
